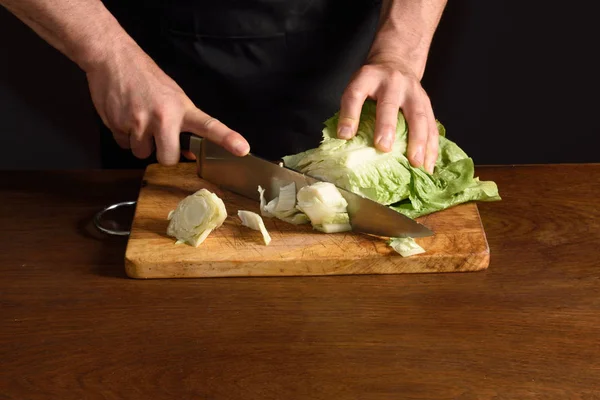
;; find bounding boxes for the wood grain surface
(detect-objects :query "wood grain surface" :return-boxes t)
[1,164,600,399]
[125,163,490,278]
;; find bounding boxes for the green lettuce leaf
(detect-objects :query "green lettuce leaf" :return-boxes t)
[282,99,500,218]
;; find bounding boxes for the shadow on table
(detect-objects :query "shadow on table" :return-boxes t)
[77,207,131,279]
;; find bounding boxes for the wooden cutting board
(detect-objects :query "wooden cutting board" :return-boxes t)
[124,163,491,279]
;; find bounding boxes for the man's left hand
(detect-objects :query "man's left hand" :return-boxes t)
[336,58,439,174]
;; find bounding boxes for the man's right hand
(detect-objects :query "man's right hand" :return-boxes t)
[86,41,250,165]
[1,0,250,166]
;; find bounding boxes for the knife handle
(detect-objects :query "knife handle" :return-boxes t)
[180,132,203,156]
[180,132,192,152]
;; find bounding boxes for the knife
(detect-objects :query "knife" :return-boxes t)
[180,133,434,238]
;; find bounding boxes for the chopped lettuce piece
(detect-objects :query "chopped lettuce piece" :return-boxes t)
[296,182,348,225]
[388,237,426,257]
[277,212,311,225]
[258,184,310,225]
[275,182,297,213]
[259,181,352,232]
[313,212,352,233]
[238,210,272,245]
[258,185,273,218]
[296,182,352,233]
[166,189,227,247]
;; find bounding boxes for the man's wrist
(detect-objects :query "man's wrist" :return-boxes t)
[71,18,137,73]
[367,26,429,80]
[366,0,447,80]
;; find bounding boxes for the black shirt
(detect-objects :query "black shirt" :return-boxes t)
[99,0,382,168]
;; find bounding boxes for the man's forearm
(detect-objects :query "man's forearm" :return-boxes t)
[1,0,135,71]
[369,0,447,79]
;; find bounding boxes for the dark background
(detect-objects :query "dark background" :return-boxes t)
[1,1,598,170]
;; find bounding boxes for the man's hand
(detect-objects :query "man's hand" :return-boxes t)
[337,57,438,174]
[86,42,250,165]
[336,0,447,174]
[1,0,250,166]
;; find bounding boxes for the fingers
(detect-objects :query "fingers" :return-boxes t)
[111,129,131,149]
[130,135,154,159]
[399,87,439,173]
[402,89,431,171]
[151,108,182,166]
[373,75,402,152]
[337,70,373,139]
[127,111,154,159]
[412,91,439,174]
[109,112,155,160]
[423,104,439,174]
[182,105,250,156]
[181,150,196,161]
[104,101,246,167]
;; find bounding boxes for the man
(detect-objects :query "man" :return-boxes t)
[2,0,446,173]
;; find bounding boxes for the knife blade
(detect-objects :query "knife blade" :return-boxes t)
[180,133,434,238]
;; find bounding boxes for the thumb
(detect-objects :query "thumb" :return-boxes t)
[181,105,250,156]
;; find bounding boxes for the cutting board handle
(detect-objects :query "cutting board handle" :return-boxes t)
[94,201,137,236]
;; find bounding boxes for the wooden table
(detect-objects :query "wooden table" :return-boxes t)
[1,164,599,399]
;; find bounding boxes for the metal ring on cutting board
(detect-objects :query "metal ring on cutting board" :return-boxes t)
[93,201,137,236]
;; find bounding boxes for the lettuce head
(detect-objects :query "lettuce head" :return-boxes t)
[282,100,500,218]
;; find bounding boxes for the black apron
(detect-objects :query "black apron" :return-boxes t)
[99,0,382,168]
